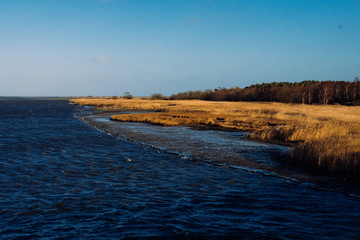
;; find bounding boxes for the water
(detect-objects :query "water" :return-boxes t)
[0,100,359,239]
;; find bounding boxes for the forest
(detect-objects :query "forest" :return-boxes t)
[170,78,360,105]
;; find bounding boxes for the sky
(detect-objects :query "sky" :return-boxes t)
[1,0,360,96]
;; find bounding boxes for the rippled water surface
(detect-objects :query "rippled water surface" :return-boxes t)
[1,100,360,239]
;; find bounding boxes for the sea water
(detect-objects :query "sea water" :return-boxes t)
[0,99,359,239]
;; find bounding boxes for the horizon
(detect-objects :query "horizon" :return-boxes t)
[1,0,360,96]
[1,79,359,98]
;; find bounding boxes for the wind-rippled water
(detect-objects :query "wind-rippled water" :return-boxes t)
[0,100,359,239]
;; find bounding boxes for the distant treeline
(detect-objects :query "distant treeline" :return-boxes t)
[170,78,360,105]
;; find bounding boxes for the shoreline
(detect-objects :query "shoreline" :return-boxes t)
[70,98,360,182]
[109,113,295,148]
[79,111,321,185]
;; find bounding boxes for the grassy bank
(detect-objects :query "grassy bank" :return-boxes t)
[70,98,360,181]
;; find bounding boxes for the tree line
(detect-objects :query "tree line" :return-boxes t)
[169,78,360,105]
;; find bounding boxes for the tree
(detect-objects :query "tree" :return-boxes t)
[151,93,165,100]
[123,92,133,99]
[352,78,359,101]
[318,82,333,104]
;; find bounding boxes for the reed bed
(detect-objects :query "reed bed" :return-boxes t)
[70,98,360,181]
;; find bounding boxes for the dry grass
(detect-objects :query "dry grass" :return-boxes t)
[70,98,360,181]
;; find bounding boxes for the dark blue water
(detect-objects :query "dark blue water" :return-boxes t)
[0,100,359,239]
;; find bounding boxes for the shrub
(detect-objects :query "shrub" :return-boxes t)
[151,93,165,100]
[123,92,133,99]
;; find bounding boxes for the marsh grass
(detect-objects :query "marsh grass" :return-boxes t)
[70,98,360,181]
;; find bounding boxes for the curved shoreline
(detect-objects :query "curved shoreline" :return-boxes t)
[78,111,325,186]
[70,98,360,182]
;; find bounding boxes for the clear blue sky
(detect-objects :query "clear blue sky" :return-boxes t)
[1,0,359,96]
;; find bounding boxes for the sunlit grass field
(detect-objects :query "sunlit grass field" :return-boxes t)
[70,98,360,181]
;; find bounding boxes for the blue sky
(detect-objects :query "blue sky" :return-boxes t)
[1,0,360,96]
